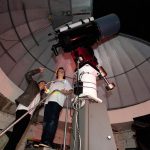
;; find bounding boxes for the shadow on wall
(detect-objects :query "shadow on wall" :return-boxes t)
[0,130,10,150]
[0,93,16,115]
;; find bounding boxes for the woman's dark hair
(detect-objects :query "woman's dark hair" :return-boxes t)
[56,67,66,79]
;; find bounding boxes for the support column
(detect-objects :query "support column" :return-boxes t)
[71,101,117,150]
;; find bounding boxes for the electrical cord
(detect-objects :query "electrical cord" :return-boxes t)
[71,97,82,150]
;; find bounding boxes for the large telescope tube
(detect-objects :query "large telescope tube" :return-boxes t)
[56,13,120,52]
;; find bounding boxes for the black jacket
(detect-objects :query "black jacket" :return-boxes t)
[15,68,41,107]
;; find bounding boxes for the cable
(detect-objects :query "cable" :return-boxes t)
[71,57,83,150]
[71,99,82,150]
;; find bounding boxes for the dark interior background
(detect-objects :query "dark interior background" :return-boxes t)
[93,0,150,42]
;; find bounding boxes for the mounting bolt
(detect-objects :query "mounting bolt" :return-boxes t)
[107,135,111,140]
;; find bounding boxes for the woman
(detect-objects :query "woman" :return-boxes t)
[39,67,73,149]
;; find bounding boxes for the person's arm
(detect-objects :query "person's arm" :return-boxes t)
[61,89,73,95]
[44,85,51,94]
[25,67,45,83]
[61,80,73,95]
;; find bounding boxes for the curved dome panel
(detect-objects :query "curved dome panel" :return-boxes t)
[95,35,150,109]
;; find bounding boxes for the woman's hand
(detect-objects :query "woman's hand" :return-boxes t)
[61,89,73,95]
[61,89,69,95]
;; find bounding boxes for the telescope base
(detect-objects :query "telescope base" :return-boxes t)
[71,101,117,150]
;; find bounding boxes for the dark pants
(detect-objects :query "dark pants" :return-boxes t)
[4,110,31,150]
[41,102,62,145]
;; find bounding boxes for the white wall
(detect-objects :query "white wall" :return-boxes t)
[108,101,150,124]
[0,68,23,103]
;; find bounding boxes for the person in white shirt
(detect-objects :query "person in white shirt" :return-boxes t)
[39,67,73,149]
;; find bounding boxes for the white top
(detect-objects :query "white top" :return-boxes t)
[45,79,72,107]
[16,93,41,116]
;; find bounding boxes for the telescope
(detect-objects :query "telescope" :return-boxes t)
[52,13,120,54]
[52,13,120,92]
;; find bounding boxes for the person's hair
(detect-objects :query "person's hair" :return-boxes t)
[38,80,46,94]
[56,67,66,79]
[38,80,46,84]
